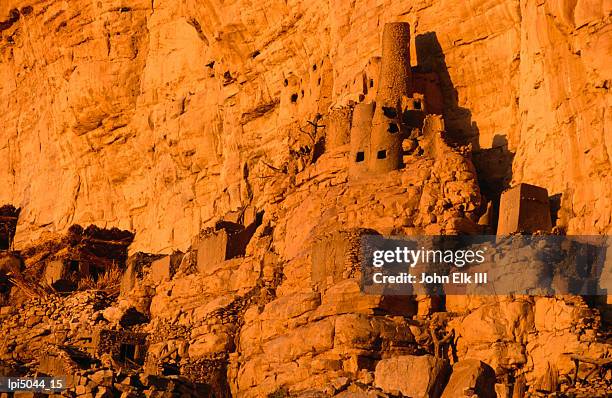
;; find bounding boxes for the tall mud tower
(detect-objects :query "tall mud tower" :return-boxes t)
[369,22,413,174]
[349,103,376,179]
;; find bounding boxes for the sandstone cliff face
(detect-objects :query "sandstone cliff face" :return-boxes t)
[1,1,611,397]
[0,0,610,253]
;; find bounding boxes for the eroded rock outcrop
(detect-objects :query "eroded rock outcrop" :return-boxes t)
[0,0,609,253]
[0,1,610,398]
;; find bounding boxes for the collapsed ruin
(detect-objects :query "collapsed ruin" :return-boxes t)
[93,329,149,366]
[36,225,135,292]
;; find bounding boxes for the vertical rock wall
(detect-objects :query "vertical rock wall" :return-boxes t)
[0,0,610,254]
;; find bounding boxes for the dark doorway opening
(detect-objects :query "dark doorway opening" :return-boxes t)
[119,343,136,363]
[382,107,397,118]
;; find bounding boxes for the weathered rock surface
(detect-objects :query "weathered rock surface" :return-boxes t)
[0,1,610,398]
[0,0,610,253]
[374,355,450,398]
[440,359,496,398]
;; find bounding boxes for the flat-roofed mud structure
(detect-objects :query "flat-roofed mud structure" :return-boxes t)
[39,345,97,379]
[196,215,262,274]
[311,229,365,290]
[497,183,552,234]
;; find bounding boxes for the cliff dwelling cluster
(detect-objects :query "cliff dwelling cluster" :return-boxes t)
[0,14,610,398]
[349,23,432,178]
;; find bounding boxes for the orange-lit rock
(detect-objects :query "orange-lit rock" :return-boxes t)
[0,1,610,397]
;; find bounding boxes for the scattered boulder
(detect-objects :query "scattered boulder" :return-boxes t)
[44,260,68,286]
[534,362,559,393]
[90,369,114,386]
[440,359,496,398]
[374,355,450,398]
[102,306,124,324]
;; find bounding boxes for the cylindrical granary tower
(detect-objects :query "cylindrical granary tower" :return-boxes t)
[327,107,352,149]
[369,22,413,174]
[349,102,376,180]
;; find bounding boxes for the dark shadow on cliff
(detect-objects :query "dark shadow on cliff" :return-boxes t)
[414,32,515,230]
[0,205,20,250]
